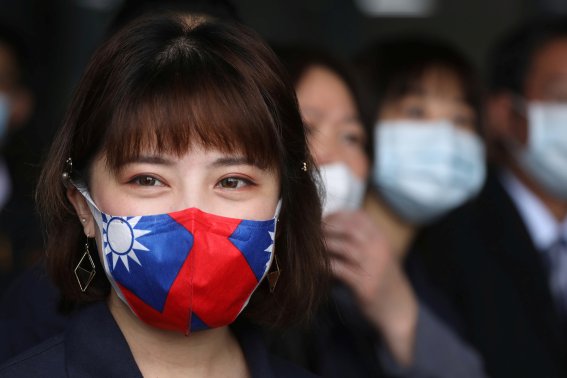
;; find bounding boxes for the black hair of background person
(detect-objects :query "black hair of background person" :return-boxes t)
[354,36,484,135]
[487,16,567,94]
[273,45,373,160]
[0,23,42,297]
[485,16,567,161]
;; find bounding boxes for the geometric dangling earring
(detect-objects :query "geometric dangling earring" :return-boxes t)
[74,238,96,292]
[267,254,281,294]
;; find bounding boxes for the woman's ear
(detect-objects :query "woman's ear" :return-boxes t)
[66,187,96,238]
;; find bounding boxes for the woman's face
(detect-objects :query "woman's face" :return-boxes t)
[295,65,369,180]
[87,145,280,221]
[379,67,477,133]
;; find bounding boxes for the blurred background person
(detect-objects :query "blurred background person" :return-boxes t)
[267,44,486,377]
[0,24,38,296]
[413,17,567,378]
[356,37,487,377]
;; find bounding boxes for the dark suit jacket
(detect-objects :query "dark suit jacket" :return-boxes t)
[411,170,567,378]
[0,301,316,378]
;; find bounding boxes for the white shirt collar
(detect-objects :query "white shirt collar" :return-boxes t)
[500,170,567,251]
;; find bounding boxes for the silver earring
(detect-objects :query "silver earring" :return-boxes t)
[74,239,96,292]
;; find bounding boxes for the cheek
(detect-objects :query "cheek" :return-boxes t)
[209,177,281,221]
[515,116,530,146]
[346,149,370,181]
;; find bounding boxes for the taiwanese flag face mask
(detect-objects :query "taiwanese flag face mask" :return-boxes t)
[76,186,280,335]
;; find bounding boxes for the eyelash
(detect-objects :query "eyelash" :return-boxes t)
[126,174,255,190]
[216,176,255,190]
[342,132,365,146]
[129,175,165,187]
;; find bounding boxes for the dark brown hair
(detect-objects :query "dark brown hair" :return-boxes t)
[355,36,483,133]
[37,14,328,326]
[274,46,371,157]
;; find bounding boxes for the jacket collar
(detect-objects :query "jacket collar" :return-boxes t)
[64,302,277,378]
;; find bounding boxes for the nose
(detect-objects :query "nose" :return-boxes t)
[176,185,206,212]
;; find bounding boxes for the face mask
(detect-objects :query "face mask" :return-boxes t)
[319,163,366,216]
[514,102,567,200]
[0,93,10,143]
[77,187,280,334]
[373,119,486,224]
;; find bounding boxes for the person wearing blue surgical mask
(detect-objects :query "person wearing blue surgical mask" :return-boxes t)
[0,28,33,210]
[412,18,567,378]
[0,25,35,294]
[353,38,487,377]
[266,46,486,378]
[356,38,486,232]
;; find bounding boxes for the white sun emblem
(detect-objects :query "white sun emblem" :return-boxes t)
[103,216,151,272]
[264,231,275,254]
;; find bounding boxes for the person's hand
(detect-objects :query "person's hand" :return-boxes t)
[324,210,418,366]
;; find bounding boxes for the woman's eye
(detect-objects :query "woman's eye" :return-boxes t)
[453,114,475,129]
[131,175,164,187]
[217,177,251,190]
[403,105,426,119]
[341,132,365,147]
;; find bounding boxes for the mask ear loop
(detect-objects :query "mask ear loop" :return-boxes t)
[185,215,196,336]
[267,199,282,293]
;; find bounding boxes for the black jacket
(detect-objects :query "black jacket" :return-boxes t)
[411,170,567,378]
[0,301,316,378]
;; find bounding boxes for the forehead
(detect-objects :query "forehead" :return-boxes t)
[525,37,567,99]
[408,66,465,101]
[296,66,356,112]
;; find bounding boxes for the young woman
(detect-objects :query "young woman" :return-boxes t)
[0,14,327,377]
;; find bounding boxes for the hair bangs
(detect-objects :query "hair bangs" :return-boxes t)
[101,56,281,172]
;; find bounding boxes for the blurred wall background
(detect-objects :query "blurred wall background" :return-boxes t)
[0,0,561,149]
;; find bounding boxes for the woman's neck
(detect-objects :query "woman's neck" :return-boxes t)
[364,191,416,260]
[107,293,250,378]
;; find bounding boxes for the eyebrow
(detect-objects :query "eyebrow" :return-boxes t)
[208,156,255,169]
[122,156,176,166]
[121,155,260,169]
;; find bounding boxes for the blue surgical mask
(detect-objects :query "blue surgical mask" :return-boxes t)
[372,119,486,224]
[514,101,567,200]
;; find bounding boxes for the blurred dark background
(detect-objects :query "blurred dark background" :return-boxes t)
[0,0,563,288]
[0,0,561,144]
[0,0,559,150]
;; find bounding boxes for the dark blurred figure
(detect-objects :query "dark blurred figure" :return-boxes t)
[0,0,239,364]
[413,18,567,378]
[0,25,39,295]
